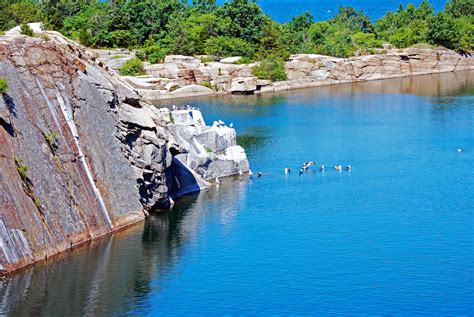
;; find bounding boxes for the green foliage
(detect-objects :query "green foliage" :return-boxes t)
[43,130,57,145]
[169,112,175,124]
[1,0,471,59]
[34,198,42,207]
[205,36,254,57]
[20,23,34,37]
[0,78,8,94]
[206,147,213,153]
[234,56,253,64]
[201,80,214,89]
[252,57,287,81]
[14,156,28,180]
[200,56,214,63]
[445,0,474,18]
[145,45,166,64]
[119,58,144,76]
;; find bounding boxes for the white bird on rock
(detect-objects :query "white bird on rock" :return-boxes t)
[334,165,342,171]
[215,177,222,184]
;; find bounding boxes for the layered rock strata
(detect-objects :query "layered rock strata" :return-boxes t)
[0,32,248,274]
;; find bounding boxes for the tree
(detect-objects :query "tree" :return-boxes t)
[445,0,474,18]
[427,12,460,50]
[217,0,265,43]
[331,6,375,33]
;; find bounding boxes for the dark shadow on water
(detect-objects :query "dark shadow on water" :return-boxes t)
[0,177,249,316]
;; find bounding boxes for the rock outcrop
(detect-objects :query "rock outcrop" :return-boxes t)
[96,48,473,101]
[0,32,248,274]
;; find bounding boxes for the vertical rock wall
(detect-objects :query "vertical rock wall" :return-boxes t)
[0,33,249,274]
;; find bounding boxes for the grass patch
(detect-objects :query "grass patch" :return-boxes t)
[14,156,29,180]
[0,78,8,93]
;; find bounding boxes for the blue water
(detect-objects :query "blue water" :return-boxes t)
[218,0,448,22]
[1,72,473,316]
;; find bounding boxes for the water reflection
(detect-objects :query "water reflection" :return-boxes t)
[0,177,249,316]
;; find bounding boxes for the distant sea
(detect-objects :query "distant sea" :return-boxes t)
[217,0,448,22]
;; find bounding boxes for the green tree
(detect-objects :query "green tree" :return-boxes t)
[205,36,254,57]
[445,0,474,18]
[427,12,461,50]
[217,0,265,43]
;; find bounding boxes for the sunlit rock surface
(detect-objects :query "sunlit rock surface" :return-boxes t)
[0,31,248,274]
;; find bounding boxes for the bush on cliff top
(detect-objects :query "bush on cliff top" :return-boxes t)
[252,57,287,82]
[119,58,144,76]
[20,23,34,37]
[0,78,8,93]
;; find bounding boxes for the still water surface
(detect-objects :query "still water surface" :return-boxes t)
[1,72,473,315]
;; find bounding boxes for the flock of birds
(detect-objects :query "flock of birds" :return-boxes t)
[171,104,199,111]
[284,161,352,176]
[214,161,352,184]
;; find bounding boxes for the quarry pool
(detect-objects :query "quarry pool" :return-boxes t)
[1,72,473,315]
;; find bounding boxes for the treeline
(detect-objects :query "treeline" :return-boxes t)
[0,0,472,60]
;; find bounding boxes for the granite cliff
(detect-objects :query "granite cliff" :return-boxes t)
[0,32,248,274]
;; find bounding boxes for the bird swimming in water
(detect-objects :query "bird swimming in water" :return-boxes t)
[457,149,462,153]
[215,177,222,184]
[345,165,352,171]
[299,169,304,175]
[319,165,325,172]
[257,172,263,177]
[285,168,291,174]
[334,165,342,171]
[302,161,316,170]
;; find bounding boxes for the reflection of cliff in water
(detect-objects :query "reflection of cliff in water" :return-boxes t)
[0,177,248,316]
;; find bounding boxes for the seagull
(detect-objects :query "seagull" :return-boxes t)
[334,165,342,171]
[218,119,225,126]
[229,123,234,128]
[302,161,317,170]
[239,170,243,176]
[249,169,254,176]
[215,177,222,184]
[345,165,352,171]
[284,167,291,174]
[257,172,263,177]
[457,149,462,153]
[299,168,304,175]
[319,165,325,172]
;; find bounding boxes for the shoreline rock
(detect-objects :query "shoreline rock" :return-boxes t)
[95,48,473,102]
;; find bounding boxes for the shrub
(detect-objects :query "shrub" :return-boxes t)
[146,45,166,64]
[34,198,41,207]
[0,78,8,93]
[234,56,253,64]
[252,57,287,81]
[14,156,28,180]
[200,56,214,63]
[79,27,91,46]
[43,130,57,146]
[109,30,136,48]
[119,58,144,76]
[20,23,34,37]
[205,36,254,58]
[135,49,146,61]
[201,80,214,90]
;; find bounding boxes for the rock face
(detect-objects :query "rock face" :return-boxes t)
[97,47,473,101]
[0,32,249,274]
